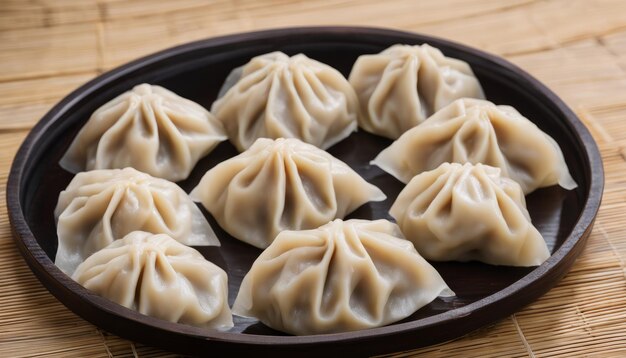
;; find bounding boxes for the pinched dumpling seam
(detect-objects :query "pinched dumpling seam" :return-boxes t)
[72,231,233,330]
[212,52,359,151]
[390,162,550,266]
[55,167,219,276]
[232,219,453,335]
[60,83,227,182]
[349,43,485,139]
[190,138,385,249]
[372,98,577,194]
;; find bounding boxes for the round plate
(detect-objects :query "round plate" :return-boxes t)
[7,27,603,356]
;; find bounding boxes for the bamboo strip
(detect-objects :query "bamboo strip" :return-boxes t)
[0,23,98,82]
[98,0,541,69]
[0,74,95,130]
[0,0,99,31]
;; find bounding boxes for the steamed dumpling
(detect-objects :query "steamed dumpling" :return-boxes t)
[190,138,385,248]
[212,52,359,151]
[349,44,485,139]
[73,231,233,330]
[390,162,550,266]
[60,84,227,182]
[232,219,453,335]
[373,98,577,194]
[55,167,219,275]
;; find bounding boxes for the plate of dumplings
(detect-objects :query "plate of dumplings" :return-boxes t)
[7,27,603,357]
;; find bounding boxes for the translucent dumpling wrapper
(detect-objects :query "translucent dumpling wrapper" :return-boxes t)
[211,51,359,151]
[373,98,577,194]
[60,83,227,182]
[73,231,233,330]
[390,162,550,266]
[232,219,454,335]
[190,138,386,249]
[55,167,219,275]
[349,44,485,139]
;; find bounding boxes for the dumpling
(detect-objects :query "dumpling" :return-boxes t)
[349,43,485,139]
[60,83,227,182]
[373,98,577,194]
[211,51,359,151]
[55,167,219,275]
[190,138,385,248]
[73,231,233,330]
[232,219,453,335]
[390,162,550,266]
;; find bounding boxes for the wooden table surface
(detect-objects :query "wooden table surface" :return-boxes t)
[2,1,626,357]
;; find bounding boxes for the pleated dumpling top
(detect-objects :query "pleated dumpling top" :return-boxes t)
[349,43,485,139]
[190,138,385,249]
[233,219,453,335]
[73,231,232,330]
[60,84,226,181]
[373,98,577,194]
[212,52,359,151]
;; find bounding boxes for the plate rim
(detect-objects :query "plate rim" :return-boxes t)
[6,26,604,352]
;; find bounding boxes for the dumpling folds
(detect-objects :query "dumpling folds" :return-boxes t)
[73,231,233,330]
[349,44,485,139]
[212,51,359,151]
[60,83,227,182]
[55,167,219,275]
[373,98,577,194]
[390,162,550,266]
[190,138,385,249]
[232,219,453,335]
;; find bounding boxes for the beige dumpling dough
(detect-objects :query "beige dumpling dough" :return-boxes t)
[373,98,577,194]
[349,44,485,139]
[60,83,227,182]
[232,219,453,335]
[73,231,233,330]
[390,162,550,266]
[55,167,219,275]
[190,138,386,249]
[211,52,359,151]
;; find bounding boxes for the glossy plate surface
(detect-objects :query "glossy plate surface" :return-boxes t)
[7,27,603,357]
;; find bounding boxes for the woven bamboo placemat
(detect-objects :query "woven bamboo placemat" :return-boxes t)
[1,1,625,357]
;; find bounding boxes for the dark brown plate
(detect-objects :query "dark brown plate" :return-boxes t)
[7,27,603,357]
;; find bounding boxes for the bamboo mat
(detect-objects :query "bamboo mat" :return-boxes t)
[1,1,626,357]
